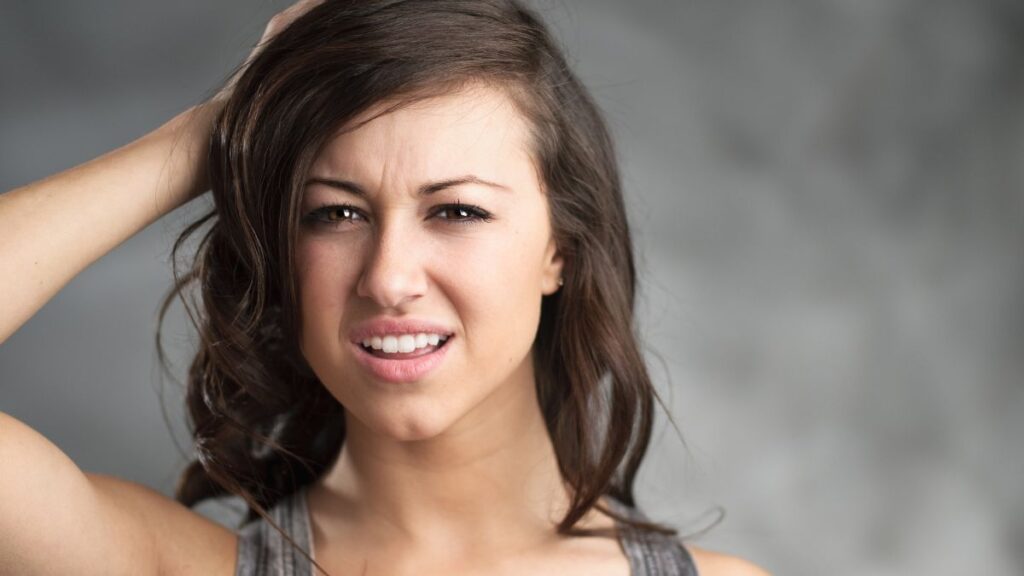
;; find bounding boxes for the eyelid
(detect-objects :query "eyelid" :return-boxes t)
[302,202,493,226]
[302,203,368,225]
[431,202,494,223]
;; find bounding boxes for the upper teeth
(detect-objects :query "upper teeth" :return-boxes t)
[361,333,449,353]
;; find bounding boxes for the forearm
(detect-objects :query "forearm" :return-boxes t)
[0,100,222,344]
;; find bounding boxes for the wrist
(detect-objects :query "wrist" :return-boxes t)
[150,100,225,208]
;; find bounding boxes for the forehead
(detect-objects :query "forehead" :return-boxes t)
[310,85,536,184]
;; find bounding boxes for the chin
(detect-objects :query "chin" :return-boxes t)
[348,399,458,443]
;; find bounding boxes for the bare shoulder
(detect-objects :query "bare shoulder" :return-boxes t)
[86,472,238,576]
[0,411,237,576]
[684,543,772,576]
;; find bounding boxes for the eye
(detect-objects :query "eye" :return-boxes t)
[303,203,366,226]
[431,201,493,225]
[301,201,494,229]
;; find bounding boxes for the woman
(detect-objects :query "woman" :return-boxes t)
[0,1,769,574]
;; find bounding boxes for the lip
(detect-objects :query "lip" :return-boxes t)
[348,317,456,344]
[350,335,453,383]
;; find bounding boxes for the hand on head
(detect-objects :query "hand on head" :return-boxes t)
[215,0,327,103]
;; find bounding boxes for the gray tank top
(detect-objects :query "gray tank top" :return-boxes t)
[235,487,698,575]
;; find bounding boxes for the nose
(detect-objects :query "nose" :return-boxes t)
[355,217,428,309]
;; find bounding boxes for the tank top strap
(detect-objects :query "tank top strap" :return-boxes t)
[235,487,698,576]
[235,487,315,576]
[605,494,699,576]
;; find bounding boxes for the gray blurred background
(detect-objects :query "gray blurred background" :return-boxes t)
[2,1,1021,574]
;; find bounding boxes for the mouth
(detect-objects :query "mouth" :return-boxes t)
[356,334,453,359]
[350,334,454,384]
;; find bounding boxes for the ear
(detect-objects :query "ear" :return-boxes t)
[541,235,565,295]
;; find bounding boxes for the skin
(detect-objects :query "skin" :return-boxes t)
[0,0,769,572]
[291,83,772,576]
[296,83,632,573]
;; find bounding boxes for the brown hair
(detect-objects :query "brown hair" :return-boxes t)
[158,0,687,569]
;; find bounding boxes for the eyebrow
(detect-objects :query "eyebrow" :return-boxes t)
[304,175,512,197]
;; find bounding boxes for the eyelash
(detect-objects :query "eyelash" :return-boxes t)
[302,201,493,227]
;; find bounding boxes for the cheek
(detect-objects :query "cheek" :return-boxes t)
[443,224,546,358]
[449,223,543,288]
[431,228,539,331]
[296,240,357,349]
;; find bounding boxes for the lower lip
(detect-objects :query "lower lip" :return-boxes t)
[350,337,453,383]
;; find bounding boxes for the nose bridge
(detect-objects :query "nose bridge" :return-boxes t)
[357,214,426,307]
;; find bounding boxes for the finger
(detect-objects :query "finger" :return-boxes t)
[216,0,327,102]
[262,0,326,42]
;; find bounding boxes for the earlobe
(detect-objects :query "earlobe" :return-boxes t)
[543,273,563,296]
[553,255,565,292]
[543,243,565,295]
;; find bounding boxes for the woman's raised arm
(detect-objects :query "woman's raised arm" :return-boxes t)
[0,100,220,345]
[0,3,323,575]
[0,0,324,346]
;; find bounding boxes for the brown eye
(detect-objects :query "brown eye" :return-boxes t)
[303,204,366,227]
[432,202,493,224]
[328,206,357,221]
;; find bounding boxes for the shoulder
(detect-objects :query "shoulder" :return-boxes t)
[684,543,772,576]
[0,413,236,575]
[86,473,239,576]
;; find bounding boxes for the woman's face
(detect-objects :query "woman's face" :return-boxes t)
[296,84,563,442]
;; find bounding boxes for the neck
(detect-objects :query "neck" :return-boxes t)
[309,366,596,556]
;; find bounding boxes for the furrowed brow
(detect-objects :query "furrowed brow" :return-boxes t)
[304,175,511,197]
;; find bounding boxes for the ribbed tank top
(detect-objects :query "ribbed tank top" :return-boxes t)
[235,487,698,576]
